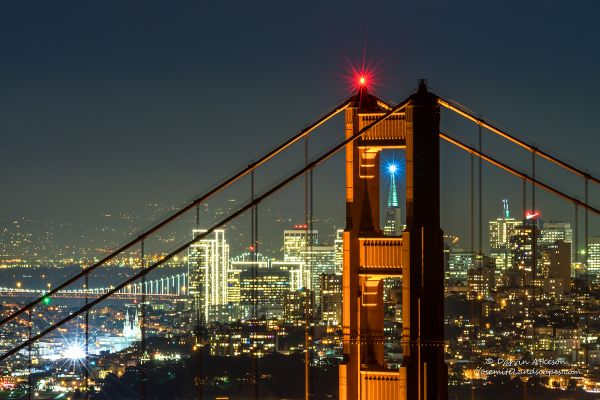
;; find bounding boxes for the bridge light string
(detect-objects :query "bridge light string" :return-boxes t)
[0,96,413,363]
[440,131,600,216]
[0,100,352,330]
[438,97,600,186]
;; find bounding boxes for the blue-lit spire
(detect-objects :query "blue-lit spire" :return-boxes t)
[387,165,399,208]
[502,198,510,219]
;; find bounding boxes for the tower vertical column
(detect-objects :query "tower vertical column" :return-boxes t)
[340,86,405,399]
[402,80,447,400]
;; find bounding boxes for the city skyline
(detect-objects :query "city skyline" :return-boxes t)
[2,2,600,399]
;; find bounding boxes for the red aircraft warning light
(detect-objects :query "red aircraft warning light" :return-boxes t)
[359,76,366,86]
[525,210,541,220]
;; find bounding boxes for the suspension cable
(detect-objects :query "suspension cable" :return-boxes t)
[585,178,589,266]
[478,123,483,256]
[84,270,89,400]
[193,204,203,400]
[440,131,600,215]
[303,135,312,400]
[0,100,352,329]
[438,97,600,185]
[140,239,146,400]
[309,166,315,399]
[0,96,411,363]
[531,150,537,340]
[575,205,579,263]
[522,177,527,222]
[251,168,258,400]
[28,310,32,400]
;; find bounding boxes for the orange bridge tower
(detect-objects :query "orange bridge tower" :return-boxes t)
[339,80,447,400]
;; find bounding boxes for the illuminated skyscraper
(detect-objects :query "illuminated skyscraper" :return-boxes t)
[282,226,335,306]
[334,229,343,274]
[305,244,335,306]
[538,240,571,298]
[489,198,521,274]
[383,162,402,236]
[509,218,541,284]
[188,229,230,324]
[239,264,289,320]
[272,261,308,291]
[283,288,313,325]
[466,255,495,300]
[588,236,600,277]
[227,256,268,321]
[382,162,403,325]
[540,222,573,245]
[446,249,475,285]
[540,221,573,262]
[283,226,318,262]
[320,273,342,325]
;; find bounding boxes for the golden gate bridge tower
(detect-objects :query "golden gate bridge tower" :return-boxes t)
[339,79,447,400]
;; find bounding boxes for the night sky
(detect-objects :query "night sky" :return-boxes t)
[1,1,599,254]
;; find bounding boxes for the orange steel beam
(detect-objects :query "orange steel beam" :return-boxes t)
[438,97,600,186]
[440,131,600,216]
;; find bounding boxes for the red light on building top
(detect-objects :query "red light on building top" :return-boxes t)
[525,210,541,220]
[293,224,308,229]
[248,245,255,252]
[359,76,366,86]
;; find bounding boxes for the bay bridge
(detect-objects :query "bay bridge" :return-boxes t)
[0,273,188,300]
[0,79,598,400]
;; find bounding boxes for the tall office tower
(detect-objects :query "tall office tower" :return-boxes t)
[320,273,342,325]
[446,249,476,285]
[227,258,269,322]
[239,265,289,320]
[283,288,313,326]
[540,240,571,297]
[304,244,336,307]
[283,226,318,262]
[588,236,600,278]
[489,199,521,274]
[272,261,308,291]
[540,222,573,245]
[382,163,403,323]
[226,266,242,321]
[334,229,343,274]
[509,218,541,283]
[188,229,230,325]
[383,162,403,236]
[540,221,573,263]
[466,256,496,300]
[283,226,335,306]
[549,240,571,281]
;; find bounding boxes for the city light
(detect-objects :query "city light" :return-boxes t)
[63,343,85,360]
[359,76,366,86]
[382,157,404,179]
